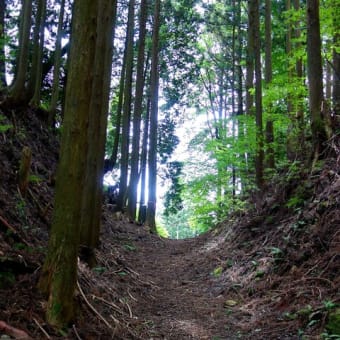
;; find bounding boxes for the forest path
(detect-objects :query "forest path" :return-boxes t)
[117,224,235,339]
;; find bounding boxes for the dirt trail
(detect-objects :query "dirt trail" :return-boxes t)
[118,225,235,340]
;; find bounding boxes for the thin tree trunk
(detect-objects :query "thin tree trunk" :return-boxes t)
[0,0,7,89]
[118,0,135,210]
[306,0,327,160]
[249,0,264,189]
[48,0,66,126]
[109,50,127,168]
[265,0,274,169]
[29,0,47,107]
[145,0,161,232]
[245,0,254,116]
[138,97,150,224]
[294,0,305,155]
[9,0,32,103]
[332,5,340,116]
[127,0,148,221]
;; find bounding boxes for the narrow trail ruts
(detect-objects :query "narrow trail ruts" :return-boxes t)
[121,229,233,339]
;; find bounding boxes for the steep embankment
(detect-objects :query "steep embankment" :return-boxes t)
[0,107,339,339]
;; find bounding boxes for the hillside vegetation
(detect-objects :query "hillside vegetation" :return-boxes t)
[0,107,339,339]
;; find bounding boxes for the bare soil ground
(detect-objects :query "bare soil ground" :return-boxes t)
[0,107,339,339]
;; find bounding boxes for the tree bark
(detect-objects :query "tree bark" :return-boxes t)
[306,0,327,160]
[18,146,32,196]
[138,97,150,224]
[249,0,264,189]
[48,0,66,126]
[38,0,98,328]
[118,0,135,210]
[145,0,160,232]
[245,0,254,116]
[80,0,115,266]
[109,48,127,169]
[0,0,7,89]
[29,0,47,107]
[264,0,274,169]
[332,3,340,116]
[9,0,32,103]
[127,0,148,221]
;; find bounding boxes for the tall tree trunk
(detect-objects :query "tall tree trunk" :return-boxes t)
[127,0,148,221]
[235,0,245,193]
[0,0,7,89]
[145,0,161,232]
[38,0,98,328]
[333,5,340,116]
[249,0,264,189]
[9,0,32,103]
[48,0,66,126]
[306,0,327,160]
[29,0,47,107]
[138,97,150,224]
[109,49,127,169]
[79,0,115,267]
[245,0,254,117]
[294,0,305,155]
[286,0,306,161]
[264,0,274,169]
[118,0,135,210]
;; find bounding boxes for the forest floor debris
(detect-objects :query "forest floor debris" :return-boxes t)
[0,108,339,339]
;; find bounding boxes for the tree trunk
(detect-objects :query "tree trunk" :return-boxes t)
[79,0,115,267]
[118,0,135,210]
[48,0,66,127]
[29,0,47,107]
[249,0,264,189]
[0,0,7,89]
[145,0,160,232]
[294,0,305,155]
[9,0,32,103]
[18,146,32,197]
[127,0,148,221]
[264,0,274,169]
[245,0,254,116]
[306,0,327,160]
[109,48,127,169]
[333,8,340,116]
[138,97,150,224]
[38,0,98,328]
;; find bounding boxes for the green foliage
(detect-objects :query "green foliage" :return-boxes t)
[212,266,223,277]
[92,266,106,274]
[0,114,13,133]
[323,300,337,311]
[255,270,265,279]
[268,246,285,266]
[0,123,13,133]
[163,161,184,217]
[286,183,312,210]
[123,243,136,251]
[156,222,169,238]
[16,197,27,220]
[158,115,180,164]
[325,308,340,336]
[29,174,43,183]
[162,208,195,239]
[118,271,128,276]
[283,311,298,320]
[13,242,27,250]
